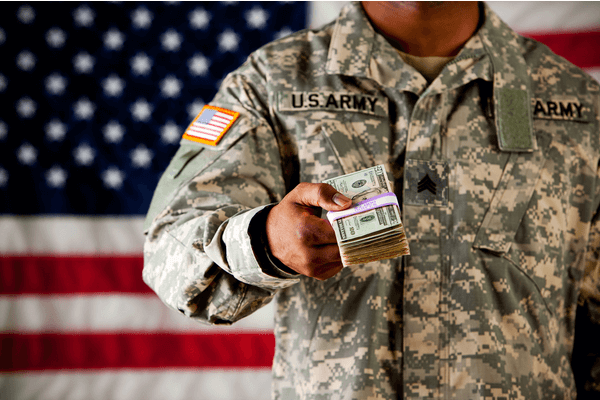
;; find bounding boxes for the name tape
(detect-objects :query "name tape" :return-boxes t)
[278,92,387,116]
[532,98,589,122]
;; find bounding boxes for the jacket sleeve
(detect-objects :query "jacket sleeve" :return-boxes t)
[142,57,300,326]
[572,157,600,397]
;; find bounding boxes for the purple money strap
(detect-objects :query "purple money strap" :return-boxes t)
[327,192,400,223]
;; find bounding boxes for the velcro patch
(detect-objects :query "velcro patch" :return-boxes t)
[532,97,590,122]
[278,91,387,116]
[182,105,240,146]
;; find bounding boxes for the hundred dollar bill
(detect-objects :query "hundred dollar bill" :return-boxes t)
[323,164,391,204]
[328,196,401,242]
[324,165,410,266]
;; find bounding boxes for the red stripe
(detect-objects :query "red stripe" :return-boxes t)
[0,255,152,294]
[188,126,219,137]
[0,332,275,371]
[520,29,600,69]
[192,122,222,132]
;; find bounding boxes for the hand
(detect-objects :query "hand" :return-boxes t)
[266,183,352,280]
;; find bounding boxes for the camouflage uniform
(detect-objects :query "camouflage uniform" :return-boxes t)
[143,2,600,399]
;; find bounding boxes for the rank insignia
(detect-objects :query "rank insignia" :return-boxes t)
[404,160,449,207]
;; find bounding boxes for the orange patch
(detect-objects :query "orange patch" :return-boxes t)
[182,105,240,146]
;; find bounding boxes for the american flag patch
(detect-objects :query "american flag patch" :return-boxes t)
[182,105,240,146]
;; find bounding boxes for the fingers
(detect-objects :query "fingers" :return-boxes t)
[292,183,351,212]
[265,182,350,280]
[289,244,343,280]
[312,263,344,281]
[293,213,337,245]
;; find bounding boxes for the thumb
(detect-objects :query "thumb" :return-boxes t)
[294,183,352,212]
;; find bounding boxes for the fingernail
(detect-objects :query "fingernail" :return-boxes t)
[332,193,351,206]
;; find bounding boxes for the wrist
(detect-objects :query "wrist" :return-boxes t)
[249,205,299,279]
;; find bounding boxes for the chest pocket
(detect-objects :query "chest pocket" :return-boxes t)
[472,132,573,317]
[296,116,391,184]
[473,134,549,254]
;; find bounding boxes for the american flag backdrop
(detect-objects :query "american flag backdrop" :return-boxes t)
[0,2,599,400]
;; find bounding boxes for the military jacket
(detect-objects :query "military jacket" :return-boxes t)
[143,3,600,399]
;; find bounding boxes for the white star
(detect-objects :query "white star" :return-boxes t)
[0,168,7,187]
[274,27,293,40]
[102,74,125,97]
[0,121,6,140]
[161,121,181,144]
[46,28,67,48]
[131,52,152,76]
[18,5,35,24]
[73,97,95,120]
[104,28,125,51]
[187,100,205,120]
[102,167,125,190]
[160,75,182,98]
[131,6,153,29]
[46,166,67,188]
[0,74,6,92]
[0,28,5,45]
[73,143,96,166]
[189,8,211,30]
[17,143,37,165]
[45,119,67,141]
[188,54,210,76]
[73,5,95,28]
[73,52,95,74]
[130,145,153,168]
[161,29,182,52]
[246,6,269,29]
[130,99,153,122]
[103,121,125,143]
[17,50,36,71]
[45,73,67,95]
[218,29,239,52]
[17,97,36,118]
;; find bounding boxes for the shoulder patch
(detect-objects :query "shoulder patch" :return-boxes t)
[182,105,240,146]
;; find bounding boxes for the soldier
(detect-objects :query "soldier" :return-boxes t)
[143,2,600,399]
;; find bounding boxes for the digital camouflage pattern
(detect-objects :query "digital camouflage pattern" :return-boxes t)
[143,2,600,399]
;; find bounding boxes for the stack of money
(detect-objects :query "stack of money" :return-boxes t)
[324,165,410,266]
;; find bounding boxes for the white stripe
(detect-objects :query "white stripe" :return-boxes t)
[212,116,232,125]
[188,131,220,141]
[208,120,228,128]
[585,67,600,84]
[205,121,228,130]
[487,1,600,32]
[0,216,145,254]
[308,2,347,29]
[0,295,274,333]
[308,2,600,33]
[188,126,219,137]
[214,111,234,120]
[193,122,222,133]
[0,370,272,400]
[194,129,221,140]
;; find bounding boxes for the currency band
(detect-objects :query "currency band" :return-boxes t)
[327,193,400,223]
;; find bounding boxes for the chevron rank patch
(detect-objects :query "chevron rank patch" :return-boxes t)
[404,160,449,207]
[182,105,240,146]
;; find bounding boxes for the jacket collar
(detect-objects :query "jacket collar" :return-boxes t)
[325,2,534,152]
